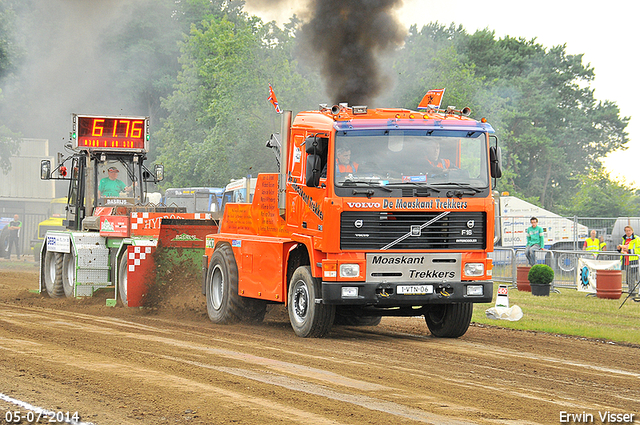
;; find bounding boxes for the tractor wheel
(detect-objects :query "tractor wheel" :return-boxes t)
[287,266,335,338]
[424,303,473,338]
[62,251,76,298]
[43,251,64,298]
[118,252,130,307]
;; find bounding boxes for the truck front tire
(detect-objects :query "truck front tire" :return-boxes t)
[424,302,473,338]
[44,251,64,298]
[287,266,335,338]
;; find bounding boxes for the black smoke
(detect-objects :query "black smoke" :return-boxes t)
[246,0,407,106]
[298,0,406,106]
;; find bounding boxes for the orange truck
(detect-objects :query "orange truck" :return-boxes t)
[204,103,503,337]
[39,114,217,306]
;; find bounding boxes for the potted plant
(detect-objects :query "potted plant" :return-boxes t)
[528,264,554,296]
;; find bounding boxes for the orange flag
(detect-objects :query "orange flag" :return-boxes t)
[267,84,282,114]
[418,88,445,110]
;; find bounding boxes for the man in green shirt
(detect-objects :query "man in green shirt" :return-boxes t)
[99,167,131,197]
[525,216,545,266]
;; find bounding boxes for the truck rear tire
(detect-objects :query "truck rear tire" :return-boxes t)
[44,251,64,298]
[206,243,257,324]
[62,252,76,298]
[424,302,472,338]
[287,266,335,338]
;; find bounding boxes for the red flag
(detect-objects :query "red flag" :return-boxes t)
[267,83,282,114]
[418,88,446,110]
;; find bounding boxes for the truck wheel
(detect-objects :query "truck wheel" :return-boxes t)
[424,303,472,338]
[62,252,76,298]
[118,253,130,307]
[287,266,335,338]
[43,251,64,298]
[206,244,245,324]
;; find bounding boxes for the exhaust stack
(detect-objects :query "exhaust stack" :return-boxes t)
[279,110,292,215]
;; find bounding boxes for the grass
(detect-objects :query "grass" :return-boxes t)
[473,282,640,345]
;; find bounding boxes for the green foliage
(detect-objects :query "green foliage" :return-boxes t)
[556,169,640,217]
[528,264,554,285]
[0,1,22,172]
[156,13,323,188]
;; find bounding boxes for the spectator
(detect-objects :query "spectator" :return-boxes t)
[525,217,544,266]
[5,214,22,259]
[583,229,600,258]
[616,225,640,298]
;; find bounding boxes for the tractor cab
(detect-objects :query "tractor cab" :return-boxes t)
[40,114,165,231]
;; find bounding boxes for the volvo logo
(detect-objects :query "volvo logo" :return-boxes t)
[354,220,363,228]
[466,220,475,229]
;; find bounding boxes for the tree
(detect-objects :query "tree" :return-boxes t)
[556,169,640,218]
[459,32,629,209]
[155,13,323,188]
[0,0,22,172]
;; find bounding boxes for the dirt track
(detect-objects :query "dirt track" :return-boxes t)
[0,263,638,425]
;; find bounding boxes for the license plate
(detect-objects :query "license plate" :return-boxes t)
[397,285,433,295]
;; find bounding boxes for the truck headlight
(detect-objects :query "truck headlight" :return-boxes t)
[464,263,484,277]
[340,263,360,278]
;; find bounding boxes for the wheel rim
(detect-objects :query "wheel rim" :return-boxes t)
[210,265,224,310]
[558,253,576,272]
[291,279,310,326]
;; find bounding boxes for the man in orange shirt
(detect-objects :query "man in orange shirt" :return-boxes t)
[336,146,358,176]
[425,140,450,170]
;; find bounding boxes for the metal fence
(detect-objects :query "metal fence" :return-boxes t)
[493,214,640,294]
[490,247,638,294]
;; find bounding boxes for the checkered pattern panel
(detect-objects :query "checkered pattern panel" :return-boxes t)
[130,212,149,230]
[128,246,153,272]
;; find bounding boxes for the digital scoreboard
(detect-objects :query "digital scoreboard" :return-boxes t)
[73,114,149,152]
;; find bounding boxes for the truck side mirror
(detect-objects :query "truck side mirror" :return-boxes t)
[41,160,51,180]
[154,164,164,182]
[306,154,322,188]
[490,146,502,179]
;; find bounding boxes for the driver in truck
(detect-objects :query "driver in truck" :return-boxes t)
[425,140,450,171]
[336,145,359,176]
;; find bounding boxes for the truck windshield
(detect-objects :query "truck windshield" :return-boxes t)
[334,130,490,189]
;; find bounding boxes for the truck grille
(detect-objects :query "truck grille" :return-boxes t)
[340,211,486,250]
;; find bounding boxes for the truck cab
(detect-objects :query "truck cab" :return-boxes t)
[205,104,503,338]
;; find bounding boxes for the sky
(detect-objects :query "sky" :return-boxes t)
[244,0,638,188]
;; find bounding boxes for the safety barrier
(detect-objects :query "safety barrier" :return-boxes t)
[490,247,638,295]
